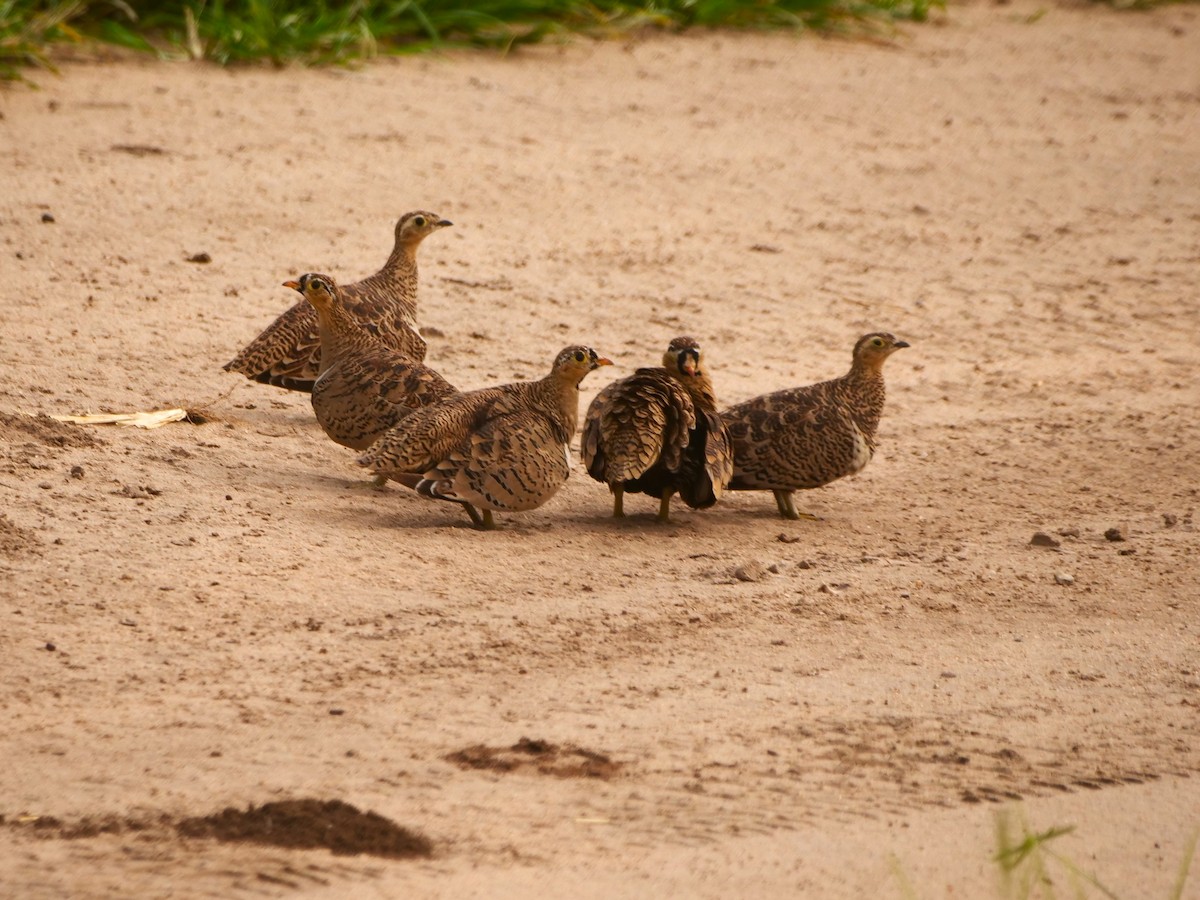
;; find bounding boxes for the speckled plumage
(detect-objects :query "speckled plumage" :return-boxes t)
[287,273,457,452]
[721,332,909,519]
[581,337,733,521]
[224,211,451,393]
[358,346,612,529]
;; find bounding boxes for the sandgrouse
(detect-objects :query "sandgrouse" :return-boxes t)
[224,211,451,392]
[721,332,909,519]
[581,337,733,522]
[286,273,456,452]
[359,346,612,529]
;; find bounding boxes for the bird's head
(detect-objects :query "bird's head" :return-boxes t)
[552,345,613,387]
[283,272,338,312]
[852,332,911,370]
[663,336,703,377]
[394,210,453,246]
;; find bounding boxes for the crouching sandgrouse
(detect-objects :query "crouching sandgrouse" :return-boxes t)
[720,332,909,519]
[359,346,612,529]
[286,273,456,452]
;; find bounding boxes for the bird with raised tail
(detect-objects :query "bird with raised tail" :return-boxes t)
[224,210,451,392]
[581,336,733,522]
[720,332,910,520]
[359,346,613,529]
[284,272,456,452]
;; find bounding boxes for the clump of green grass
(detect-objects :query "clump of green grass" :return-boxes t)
[1,0,87,80]
[893,808,1197,900]
[2,0,942,80]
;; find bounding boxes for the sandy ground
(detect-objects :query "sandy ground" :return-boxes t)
[2,1,1199,896]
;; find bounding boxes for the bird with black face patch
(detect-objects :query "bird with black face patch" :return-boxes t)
[581,336,733,522]
[224,210,451,392]
[285,272,457,453]
[720,332,910,520]
[359,346,613,529]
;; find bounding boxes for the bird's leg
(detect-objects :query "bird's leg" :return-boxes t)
[463,503,484,527]
[774,490,819,521]
[612,485,625,518]
[480,509,496,530]
[657,490,674,523]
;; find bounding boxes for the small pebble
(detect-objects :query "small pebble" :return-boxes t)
[69,465,85,479]
[818,583,850,594]
[1104,527,1126,542]
[1163,513,1178,527]
[44,642,56,652]
[329,708,345,716]
[1057,527,1081,539]
[41,212,55,223]
[1030,532,1060,548]
[776,533,800,544]
[186,252,212,264]
[734,561,766,583]
[1054,573,1075,585]
[119,617,137,627]
[766,563,782,574]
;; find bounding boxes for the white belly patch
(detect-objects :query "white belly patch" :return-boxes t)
[848,424,873,474]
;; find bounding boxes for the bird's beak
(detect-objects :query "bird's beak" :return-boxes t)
[283,280,301,291]
[894,340,911,349]
[437,219,453,228]
[595,357,614,367]
[680,354,698,376]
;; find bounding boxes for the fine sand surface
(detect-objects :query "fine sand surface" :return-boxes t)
[2,2,1199,896]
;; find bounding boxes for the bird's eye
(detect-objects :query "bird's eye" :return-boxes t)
[872,338,884,347]
[413,216,426,227]
[574,351,585,363]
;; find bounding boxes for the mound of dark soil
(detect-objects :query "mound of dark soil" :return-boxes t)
[446,737,621,779]
[176,799,432,859]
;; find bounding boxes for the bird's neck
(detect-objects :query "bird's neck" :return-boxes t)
[541,375,583,443]
[314,304,379,373]
[842,361,888,439]
[681,371,719,411]
[381,241,419,278]
[362,242,420,320]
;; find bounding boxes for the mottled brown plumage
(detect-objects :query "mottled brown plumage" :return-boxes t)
[721,332,909,519]
[359,346,613,529]
[287,273,457,452]
[581,337,733,521]
[224,211,451,392]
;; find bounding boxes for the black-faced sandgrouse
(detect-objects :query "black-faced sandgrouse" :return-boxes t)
[720,332,909,519]
[581,336,733,522]
[286,272,456,452]
[359,346,612,529]
[224,211,451,392]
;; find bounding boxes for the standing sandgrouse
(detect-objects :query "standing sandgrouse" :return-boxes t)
[287,273,457,452]
[224,211,451,392]
[720,332,909,519]
[358,346,613,529]
[581,337,733,522]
